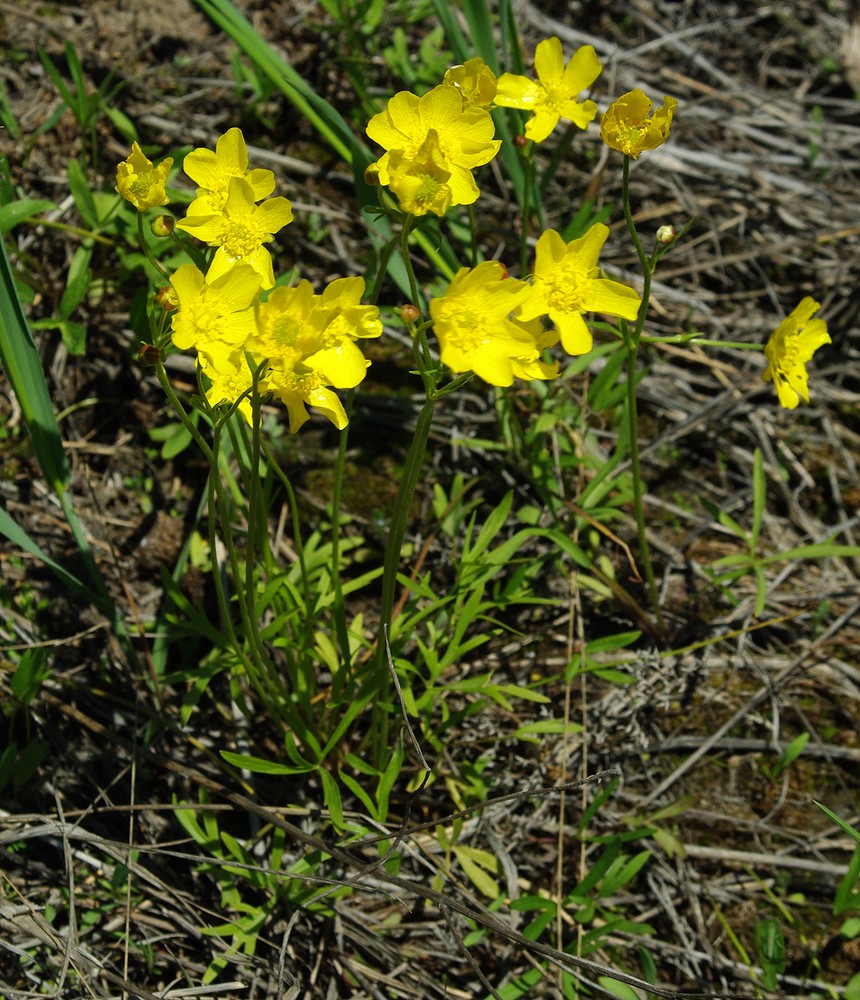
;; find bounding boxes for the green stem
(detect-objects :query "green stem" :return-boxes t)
[519,143,534,276]
[330,387,355,695]
[624,342,663,630]
[400,213,419,306]
[640,334,764,351]
[135,213,170,280]
[619,156,664,631]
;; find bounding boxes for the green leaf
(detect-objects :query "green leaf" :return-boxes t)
[755,916,785,991]
[0,199,59,234]
[814,801,860,846]
[0,234,69,494]
[750,447,766,549]
[771,732,809,780]
[59,241,93,320]
[597,977,641,1000]
[453,844,501,899]
[68,159,98,228]
[11,647,51,706]
[220,751,316,775]
[319,769,344,830]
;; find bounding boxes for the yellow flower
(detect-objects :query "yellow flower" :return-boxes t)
[115,142,173,211]
[182,127,275,215]
[250,276,382,431]
[762,297,830,408]
[176,177,293,288]
[198,347,260,425]
[517,224,641,356]
[366,85,500,211]
[168,263,261,354]
[494,38,601,143]
[600,89,678,158]
[268,371,350,434]
[387,131,454,217]
[430,260,559,386]
[443,57,498,109]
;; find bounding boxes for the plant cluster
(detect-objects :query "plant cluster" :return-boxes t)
[1,3,856,997]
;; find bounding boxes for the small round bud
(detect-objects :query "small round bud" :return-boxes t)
[155,285,179,311]
[656,224,676,245]
[513,134,528,149]
[399,304,421,324]
[364,163,381,186]
[137,344,161,367]
[151,214,175,237]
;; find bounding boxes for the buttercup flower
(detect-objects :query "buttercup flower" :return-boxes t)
[250,276,382,432]
[600,89,678,158]
[198,346,261,425]
[168,263,261,355]
[443,57,498,109]
[116,142,173,211]
[366,86,500,211]
[494,38,601,143]
[430,260,559,386]
[517,224,641,355]
[762,297,830,409]
[176,176,293,288]
[182,127,275,215]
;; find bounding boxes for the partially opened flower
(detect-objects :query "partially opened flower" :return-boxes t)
[182,127,275,215]
[762,297,830,408]
[176,176,293,288]
[494,38,601,143]
[430,260,558,386]
[168,263,261,355]
[600,89,678,158]
[198,346,261,425]
[443,57,498,109]
[116,142,173,211]
[366,85,500,211]
[517,224,641,356]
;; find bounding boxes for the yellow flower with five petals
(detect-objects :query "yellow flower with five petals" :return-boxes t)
[168,262,261,355]
[176,176,293,288]
[182,127,275,215]
[762,297,830,409]
[516,224,641,356]
[600,89,678,158]
[494,38,601,143]
[430,260,559,386]
[366,85,500,212]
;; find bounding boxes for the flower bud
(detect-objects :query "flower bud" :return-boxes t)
[137,344,161,367]
[399,303,421,324]
[364,163,381,186]
[656,224,676,245]
[151,214,175,237]
[155,285,179,311]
